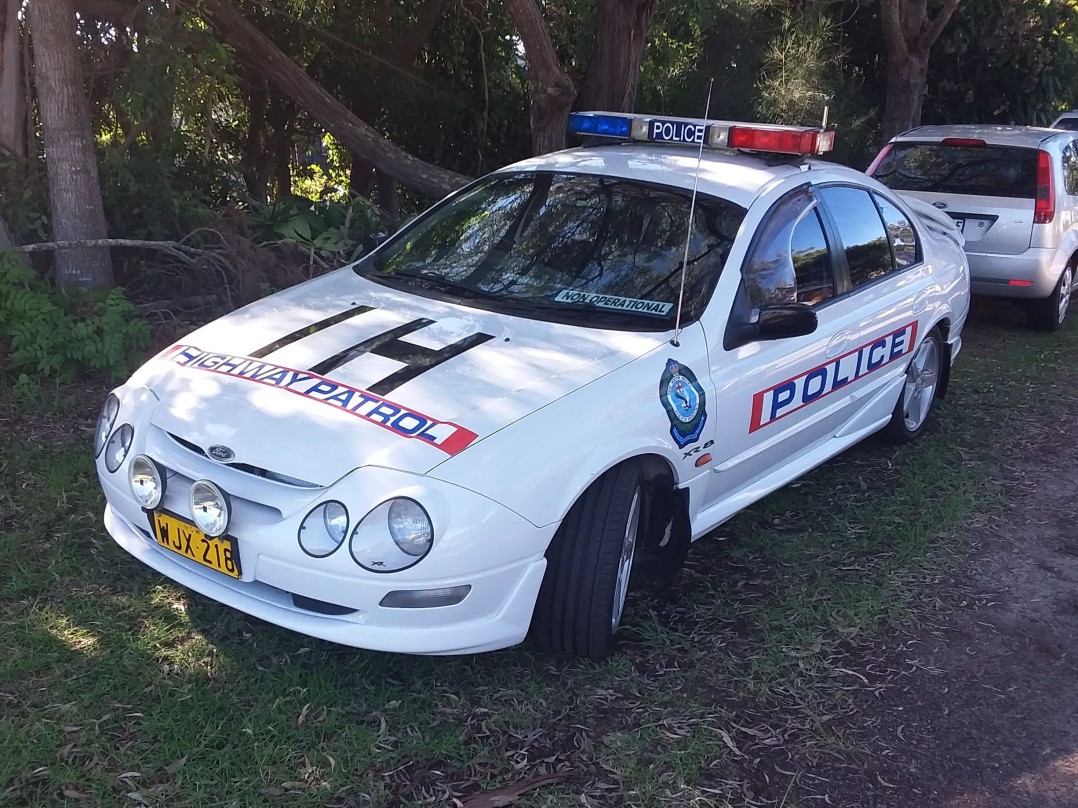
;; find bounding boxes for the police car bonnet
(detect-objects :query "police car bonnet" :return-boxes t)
[140,271,667,485]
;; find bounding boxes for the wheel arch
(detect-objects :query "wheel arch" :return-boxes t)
[930,316,952,399]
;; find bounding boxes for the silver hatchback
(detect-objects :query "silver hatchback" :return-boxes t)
[869,125,1078,330]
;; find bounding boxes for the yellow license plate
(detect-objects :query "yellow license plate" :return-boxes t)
[150,511,241,579]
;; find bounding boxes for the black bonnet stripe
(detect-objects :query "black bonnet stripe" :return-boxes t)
[309,318,495,395]
[248,305,375,359]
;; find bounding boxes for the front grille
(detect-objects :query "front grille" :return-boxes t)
[165,432,319,488]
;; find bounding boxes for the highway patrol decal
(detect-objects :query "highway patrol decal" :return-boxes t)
[659,359,707,448]
[750,322,919,433]
[162,345,478,455]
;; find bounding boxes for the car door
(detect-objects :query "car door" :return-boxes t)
[700,182,930,523]
[814,185,931,438]
[702,185,863,514]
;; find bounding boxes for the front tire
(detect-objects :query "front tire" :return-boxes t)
[1029,264,1073,332]
[531,462,644,658]
[881,328,942,444]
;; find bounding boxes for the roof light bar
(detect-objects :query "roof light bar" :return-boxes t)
[567,112,835,156]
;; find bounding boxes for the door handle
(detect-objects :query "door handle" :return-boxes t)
[826,328,853,358]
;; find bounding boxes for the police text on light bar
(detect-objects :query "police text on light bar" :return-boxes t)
[568,112,835,156]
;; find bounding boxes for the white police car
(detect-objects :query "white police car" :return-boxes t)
[94,113,970,658]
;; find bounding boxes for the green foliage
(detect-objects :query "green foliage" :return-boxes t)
[248,195,386,260]
[0,253,151,381]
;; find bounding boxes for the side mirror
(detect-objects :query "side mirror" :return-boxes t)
[755,303,818,340]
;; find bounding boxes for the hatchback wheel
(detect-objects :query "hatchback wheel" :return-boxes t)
[1030,265,1073,332]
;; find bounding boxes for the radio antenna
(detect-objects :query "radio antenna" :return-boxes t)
[671,77,715,347]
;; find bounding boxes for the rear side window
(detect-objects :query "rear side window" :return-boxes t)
[1053,117,1078,132]
[817,187,892,288]
[874,194,919,269]
[872,142,1038,199]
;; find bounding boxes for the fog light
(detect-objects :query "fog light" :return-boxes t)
[129,454,165,510]
[189,480,230,537]
[379,586,471,609]
[298,501,349,557]
[104,423,134,473]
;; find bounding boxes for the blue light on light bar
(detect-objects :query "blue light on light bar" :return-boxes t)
[568,112,632,139]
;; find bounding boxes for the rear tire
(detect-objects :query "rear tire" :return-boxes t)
[1029,264,1073,332]
[881,328,942,444]
[531,462,644,658]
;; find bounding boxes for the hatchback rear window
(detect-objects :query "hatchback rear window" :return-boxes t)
[871,143,1038,199]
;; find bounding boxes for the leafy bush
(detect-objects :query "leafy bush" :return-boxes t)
[0,252,151,381]
[248,195,386,261]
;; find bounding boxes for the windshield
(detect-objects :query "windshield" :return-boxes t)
[358,171,746,330]
[871,142,1038,199]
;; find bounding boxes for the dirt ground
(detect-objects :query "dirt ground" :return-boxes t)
[804,413,1078,806]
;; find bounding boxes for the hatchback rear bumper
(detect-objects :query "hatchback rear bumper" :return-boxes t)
[968,248,1062,298]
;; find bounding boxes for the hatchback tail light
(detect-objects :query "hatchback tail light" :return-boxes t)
[1035,149,1055,224]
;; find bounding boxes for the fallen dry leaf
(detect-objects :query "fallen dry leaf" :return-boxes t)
[460,772,570,807]
[163,757,186,777]
[62,786,87,800]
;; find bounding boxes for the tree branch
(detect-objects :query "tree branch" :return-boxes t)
[917,0,962,53]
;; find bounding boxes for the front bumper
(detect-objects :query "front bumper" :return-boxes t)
[103,504,547,654]
[968,248,1062,298]
[96,385,554,655]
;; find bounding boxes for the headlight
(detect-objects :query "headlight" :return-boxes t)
[298,501,348,557]
[189,480,230,537]
[129,454,165,510]
[94,394,119,457]
[350,498,433,572]
[104,424,134,473]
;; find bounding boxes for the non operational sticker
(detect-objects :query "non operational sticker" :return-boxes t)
[161,345,478,455]
[750,322,919,433]
[659,358,708,448]
[555,290,672,316]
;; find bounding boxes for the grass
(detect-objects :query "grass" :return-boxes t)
[2,299,1077,807]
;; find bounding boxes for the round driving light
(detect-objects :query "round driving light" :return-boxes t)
[298,501,349,558]
[189,480,230,537]
[95,394,119,457]
[388,498,433,556]
[104,423,134,473]
[349,498,434,573]
[129,454,165,510]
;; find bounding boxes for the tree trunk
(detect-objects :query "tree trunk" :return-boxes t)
[879,0,961,140]
[27,0,114,290]
[580,0,655,113]
[504,0,576,155]
[882,50,929,137]
[191,0,468,200]
[0,0,25,157]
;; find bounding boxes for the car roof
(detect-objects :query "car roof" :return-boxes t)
[891,124,1064,147]
[498,145,830,209]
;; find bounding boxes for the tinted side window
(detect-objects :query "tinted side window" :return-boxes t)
[743,189,834,308]
[874,194,919,269]
[818,186,892,288]
[791,210,834,305]
[1063,142,1078,195]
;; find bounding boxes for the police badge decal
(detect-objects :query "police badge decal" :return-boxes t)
[659,359,707,448]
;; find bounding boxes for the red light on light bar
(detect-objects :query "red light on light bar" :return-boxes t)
[728,126,831,155]
[941,137,987,147]
[1009,279,1035,286]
